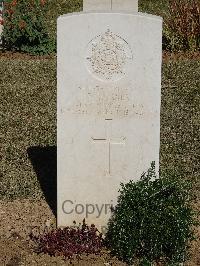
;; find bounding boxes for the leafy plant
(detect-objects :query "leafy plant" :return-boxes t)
[46,0,82,40]
[163,0,200,51]
[30,220,103,259]
[2,0,56,55]
[105,162,198,265]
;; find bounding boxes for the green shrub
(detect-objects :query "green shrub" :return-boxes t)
[163,0,200,51]
[106,162,198,265]
[2,0,56,55]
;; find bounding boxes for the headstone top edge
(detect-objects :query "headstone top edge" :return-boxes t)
[57,12,163,22]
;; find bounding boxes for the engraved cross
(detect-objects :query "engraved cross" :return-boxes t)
[91,119,126,175]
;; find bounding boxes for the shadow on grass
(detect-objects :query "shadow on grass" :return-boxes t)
[27,146,57,217]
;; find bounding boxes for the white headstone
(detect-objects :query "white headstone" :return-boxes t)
[83,0,138,12]
[57,1,162,230]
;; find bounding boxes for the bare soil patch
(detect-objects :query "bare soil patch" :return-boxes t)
[0,200,199,265]
[0,199,125,265]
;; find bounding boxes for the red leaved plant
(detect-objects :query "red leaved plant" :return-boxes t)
[30,220,104,259]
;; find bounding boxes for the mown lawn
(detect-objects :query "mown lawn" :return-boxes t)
[0,57,199,200]
[0,58,56,199]
[161,59,200,184]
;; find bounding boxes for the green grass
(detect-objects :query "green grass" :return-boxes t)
[0,58,199,200]
[0,59,56,199]
[160,60,200,192]
[139,0,169,14]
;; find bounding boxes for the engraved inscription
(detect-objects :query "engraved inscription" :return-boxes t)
[86,29,133,81]
[67,86,144,118]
